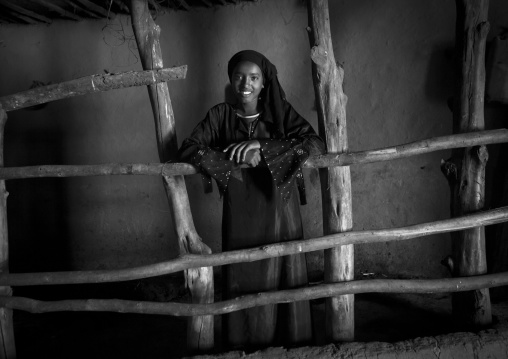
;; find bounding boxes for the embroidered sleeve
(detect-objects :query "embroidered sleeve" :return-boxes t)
[178,105,234,194]
[259,102,325,204]
[258,138,309,204]
[191,146,233,194]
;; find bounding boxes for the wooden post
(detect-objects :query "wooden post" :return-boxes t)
[307,0,354,341]
[129,0,214,351]
[0,107,15,358]
[443,0,492,328]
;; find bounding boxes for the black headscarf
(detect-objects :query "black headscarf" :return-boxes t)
[227,50,286,137]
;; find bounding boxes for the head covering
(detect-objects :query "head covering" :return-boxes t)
[227,50,286,137]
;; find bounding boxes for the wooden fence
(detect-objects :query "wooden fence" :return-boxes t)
[0,0,504,357]
[0,99,507,350]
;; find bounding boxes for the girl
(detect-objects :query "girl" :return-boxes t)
[179,50,325,349]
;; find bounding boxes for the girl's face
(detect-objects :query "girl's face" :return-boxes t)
[231,61,264,107]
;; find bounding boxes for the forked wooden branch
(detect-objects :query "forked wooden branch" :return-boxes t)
[130,0,213,351]
[0,66,187,112]
[448,0,491,328]
[1,272,508,317]
[308,0,354,341]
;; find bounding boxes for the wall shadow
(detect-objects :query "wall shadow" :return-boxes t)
[4,108,71,274]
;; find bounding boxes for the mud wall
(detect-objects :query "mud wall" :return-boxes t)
[0,0,506,279]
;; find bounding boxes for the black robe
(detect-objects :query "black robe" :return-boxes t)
[179,102,325,349]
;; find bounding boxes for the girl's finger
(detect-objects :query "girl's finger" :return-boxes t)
[228,144,242,160]
[240,147,249,162]
[223,143,237,153]
[236,144,247,163]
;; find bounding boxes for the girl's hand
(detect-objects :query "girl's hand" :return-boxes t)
[224,140,261,164]
[244,149,261,167]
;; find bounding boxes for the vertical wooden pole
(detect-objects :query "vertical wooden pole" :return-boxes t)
[129,0,214,352]
[446,0,492,328]
[0,107,15,358]
[307,0,354,341]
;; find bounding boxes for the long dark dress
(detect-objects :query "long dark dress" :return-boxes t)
[178,102,324,349]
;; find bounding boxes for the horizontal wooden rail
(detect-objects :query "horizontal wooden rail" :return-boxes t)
[0,163,191,179]
[0,66,187,112]
[0,129,506,180]
[1,272,508,316]
[306,128,508,168]
[0,206,507,287]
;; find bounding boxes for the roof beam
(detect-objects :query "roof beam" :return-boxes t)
[5,10,38,24]
[35,0,82,21]
[0,0,51,23]
[73,0,114,19]
[68,0,101,19]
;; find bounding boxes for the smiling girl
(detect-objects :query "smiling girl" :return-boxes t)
[178,50,324,350]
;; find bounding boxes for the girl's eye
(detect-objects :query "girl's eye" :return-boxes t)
[251,76,258,81]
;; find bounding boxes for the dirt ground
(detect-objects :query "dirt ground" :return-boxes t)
[10,275,508,359]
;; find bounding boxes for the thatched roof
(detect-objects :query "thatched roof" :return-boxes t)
[0,0,257,24]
